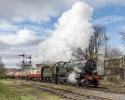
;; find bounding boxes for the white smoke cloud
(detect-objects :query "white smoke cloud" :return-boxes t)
[39,1,93,62]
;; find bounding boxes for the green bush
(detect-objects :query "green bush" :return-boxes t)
[0,75,15,79]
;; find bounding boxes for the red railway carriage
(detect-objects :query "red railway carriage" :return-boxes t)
[14,64,41,81]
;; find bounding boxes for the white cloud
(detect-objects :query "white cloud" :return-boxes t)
[0,21,19,33]
[0,45,40,67]
[94,15,125,25]
[0,0,78,22]
[0,28,42,46]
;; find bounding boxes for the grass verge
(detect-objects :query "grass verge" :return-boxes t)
[0,79,61,100]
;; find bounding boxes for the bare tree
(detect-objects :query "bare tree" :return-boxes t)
[0,57,5,75]
[73,24,108,62]
[72,48,87,61]
[104,46,124,81]
[87,24,107,61]
[105,46,123,59]
[120,31,125,46]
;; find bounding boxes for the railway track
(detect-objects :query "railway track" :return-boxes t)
[19,81,113,100]
[53,82,125,95]
[77,86,125,95]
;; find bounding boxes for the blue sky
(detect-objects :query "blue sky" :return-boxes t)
[0,0,125,67]
[93,4,125,47]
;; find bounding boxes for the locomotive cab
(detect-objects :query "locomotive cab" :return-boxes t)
[81,59,101,87]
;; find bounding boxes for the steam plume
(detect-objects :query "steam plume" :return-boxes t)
[40,1,93,62]
[68,72,77,84]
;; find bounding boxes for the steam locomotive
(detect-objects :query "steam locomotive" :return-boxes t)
[40,59,101,87]
[15,59,101,87]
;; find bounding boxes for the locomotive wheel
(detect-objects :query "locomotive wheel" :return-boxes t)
[93,80,99,88]
[83,80,90,87]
